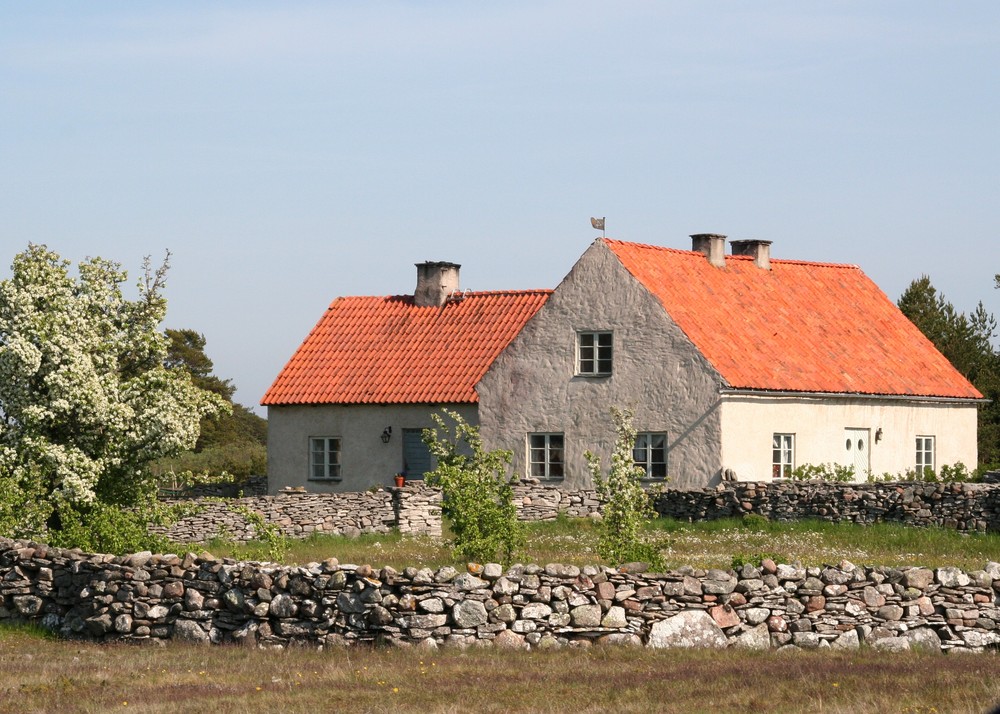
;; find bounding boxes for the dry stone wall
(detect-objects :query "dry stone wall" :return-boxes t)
[1,537,998,653]
[651,481,1000,533]
[155,480,1000,545]
[513,479,1000,533]
[155,485,441,543]
[153,479,1000,547]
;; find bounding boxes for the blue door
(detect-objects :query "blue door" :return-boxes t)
[402,428,434,480]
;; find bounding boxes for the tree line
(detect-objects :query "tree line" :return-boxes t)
[897,274,1000,466]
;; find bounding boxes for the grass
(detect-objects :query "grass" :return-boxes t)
[0,622,998,713]
[201,516,1000,572]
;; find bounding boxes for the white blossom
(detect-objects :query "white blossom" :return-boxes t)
[0,244,227,518]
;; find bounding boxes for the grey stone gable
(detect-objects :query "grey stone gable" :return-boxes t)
[478,239,725,489]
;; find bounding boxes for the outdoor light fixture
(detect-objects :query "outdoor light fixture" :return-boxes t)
[875,428,883,444]
[381,426,392,444]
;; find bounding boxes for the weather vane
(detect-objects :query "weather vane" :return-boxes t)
[590,216,606,238]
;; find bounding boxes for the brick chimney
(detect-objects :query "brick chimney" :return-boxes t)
[414,261,461,307]
[691,234,727,268]
[730,239,772,270]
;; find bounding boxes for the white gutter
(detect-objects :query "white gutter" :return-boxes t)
[718,387,987,405]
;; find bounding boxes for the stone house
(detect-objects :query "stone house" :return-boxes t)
[263,235,982,492]
[261,262,550,493]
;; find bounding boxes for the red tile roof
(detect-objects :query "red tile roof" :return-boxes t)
[605,239,982,399]
[261,291,551,405]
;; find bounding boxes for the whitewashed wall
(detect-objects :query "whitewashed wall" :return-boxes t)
[720,395,978,481]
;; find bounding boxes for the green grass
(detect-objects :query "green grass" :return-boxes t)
[200,516,1000,572]
[0,623,998,713]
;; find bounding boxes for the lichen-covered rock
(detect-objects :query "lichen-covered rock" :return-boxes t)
[648,611,727,649]
[452,600,488,628]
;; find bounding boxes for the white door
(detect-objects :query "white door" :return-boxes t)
[844,428,870,479]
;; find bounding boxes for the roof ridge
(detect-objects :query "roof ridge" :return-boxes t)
[336,289,554,301]
[603,237,859,270]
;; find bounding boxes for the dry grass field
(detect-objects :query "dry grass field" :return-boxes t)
[1,626,999,713]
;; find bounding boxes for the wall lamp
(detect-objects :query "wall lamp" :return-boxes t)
[875,428,883,444]
[380,426,392,444]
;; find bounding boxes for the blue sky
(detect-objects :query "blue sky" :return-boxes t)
[2,2,998,413]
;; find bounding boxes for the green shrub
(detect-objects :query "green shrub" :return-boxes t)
[740,513,770,532]
[47,501,175,555]
[788,463,855,482]
[422,410,524,565]
[585,408,664,569]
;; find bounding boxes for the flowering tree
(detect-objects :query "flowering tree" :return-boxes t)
[0,244,227,544]
[585,408,664,569]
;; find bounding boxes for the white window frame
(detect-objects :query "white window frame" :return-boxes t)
[309,436,342,481]
[916,435,935,476]
[772,433,794,478]
[577,331,613,376]
[528,432,565,480]
[633,432,668,480]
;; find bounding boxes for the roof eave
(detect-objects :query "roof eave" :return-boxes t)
[719,387,986,405]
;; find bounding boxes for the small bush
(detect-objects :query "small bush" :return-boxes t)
[422,410,524,565]
[47,501,175,555]
[586,408,664,569]
[740,513,770,532]
[788,463,855,482]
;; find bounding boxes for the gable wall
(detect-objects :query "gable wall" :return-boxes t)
[720,395,978,480]
[478,240,724,488]
[266,403,478,494]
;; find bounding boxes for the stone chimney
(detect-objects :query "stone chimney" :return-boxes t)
[690,234,727,268]
[414,261,461,307]
[730,239,772,270]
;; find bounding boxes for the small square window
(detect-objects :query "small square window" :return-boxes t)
[577,331,612,376]
[529,433,564,480]
[772,433,794,478]
[309,436,341,481]
[633,432,667,479]
[916,436,935,476]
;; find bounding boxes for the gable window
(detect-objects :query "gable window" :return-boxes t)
[577,331,613,376]
[772,433,794,478]
[633,432,667,479]
[529,433,564,480]
[916,436,935,476]
[310,437,341,481]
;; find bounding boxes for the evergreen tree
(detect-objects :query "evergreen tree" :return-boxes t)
[898,276,1000,465]
[164,328,267,451]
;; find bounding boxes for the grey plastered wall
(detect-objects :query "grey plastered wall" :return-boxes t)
[266,403,478,494]
[477,239,724,489]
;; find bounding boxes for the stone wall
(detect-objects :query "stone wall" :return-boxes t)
[1,537,997,652]
[652,481,1000,533]
[513,479,1000,533]
[156,479,1000,545]
[155,484,441,543]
